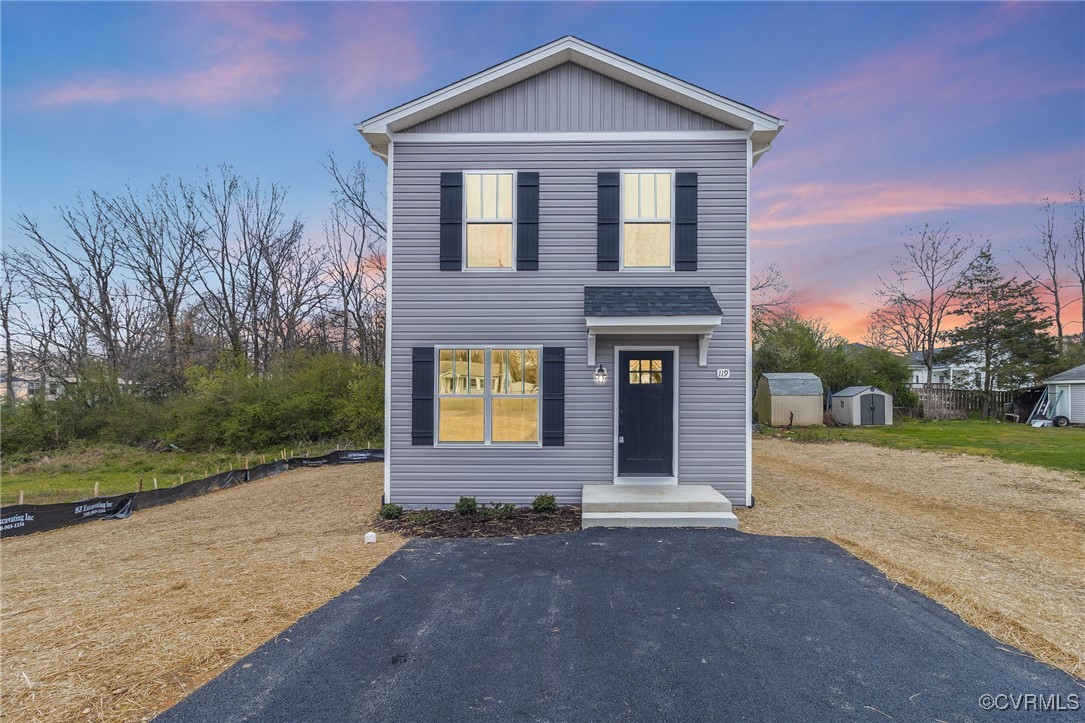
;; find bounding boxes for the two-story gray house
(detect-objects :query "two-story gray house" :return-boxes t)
[358,37,785,527]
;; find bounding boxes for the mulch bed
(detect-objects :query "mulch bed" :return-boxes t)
[376,507,582,538]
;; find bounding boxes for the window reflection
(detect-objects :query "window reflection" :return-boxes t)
[437,347,540,444]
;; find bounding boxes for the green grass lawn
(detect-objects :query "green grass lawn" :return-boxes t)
[758,419,1085,474]
[0,443,330,506]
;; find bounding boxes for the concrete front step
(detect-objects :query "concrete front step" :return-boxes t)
[582,511,739,529]
[581,485,738,529]
[582,484,733,513]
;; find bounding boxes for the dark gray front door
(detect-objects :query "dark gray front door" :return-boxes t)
[860,394,885,425]
[618,351,674,476]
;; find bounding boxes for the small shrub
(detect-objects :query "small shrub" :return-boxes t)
[410,508,438,524]
[532,493,557,513]
[379,503,403,520]
[481,502,517,520]
[454,496,478,515]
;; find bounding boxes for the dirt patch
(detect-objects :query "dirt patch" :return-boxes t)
[739,439,1085,679]
[0,462,404,722]
[377,507,582,538]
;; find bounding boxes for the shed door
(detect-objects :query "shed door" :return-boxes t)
[1071,385,1085,423]
[860,394,885,425]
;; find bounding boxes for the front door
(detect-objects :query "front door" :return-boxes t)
[618,350,674,476]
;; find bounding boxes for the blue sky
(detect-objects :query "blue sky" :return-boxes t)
[3,1,1083,338]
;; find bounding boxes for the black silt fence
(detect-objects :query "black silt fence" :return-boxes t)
[1,449,383,539]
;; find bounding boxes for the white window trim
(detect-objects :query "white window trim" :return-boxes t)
[434,345,542,448]
[619,169,675,272]
[613,345,680,485]
[462,170,518,272]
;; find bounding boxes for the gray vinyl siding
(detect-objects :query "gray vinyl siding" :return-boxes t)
[389,140,748,506]
[401,63,734,134]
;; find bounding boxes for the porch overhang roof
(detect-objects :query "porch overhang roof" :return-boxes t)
[584,286,723,367]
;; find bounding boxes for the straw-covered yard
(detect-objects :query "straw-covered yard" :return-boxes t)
[739,438,1085,679]
[1,462,404,722]
[2,440,1082,722]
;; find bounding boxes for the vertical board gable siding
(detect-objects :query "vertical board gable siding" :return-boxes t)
[401,63,735,134]
[388,140,748,506]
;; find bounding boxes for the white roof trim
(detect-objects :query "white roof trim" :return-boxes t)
[585,314,722,367]
[358,36,785,159]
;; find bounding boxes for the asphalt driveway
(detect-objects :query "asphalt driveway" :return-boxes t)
[160,529,1081,722]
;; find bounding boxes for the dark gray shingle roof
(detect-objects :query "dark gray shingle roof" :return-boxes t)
[1043,364,1085,384]
[584,286,722,317]
[832,385,889,398]
[761,373,824,396]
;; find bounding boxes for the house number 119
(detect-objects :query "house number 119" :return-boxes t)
[716,369,731,379]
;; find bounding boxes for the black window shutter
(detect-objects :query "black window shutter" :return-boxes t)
[674,172,698,271]
[597,172,620,270]
[541,347,565,447]
[517,172,540,270]
[439,172,462,270]
[411,347,435,445]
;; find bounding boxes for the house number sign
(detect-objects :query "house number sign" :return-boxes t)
[716,369,731,379]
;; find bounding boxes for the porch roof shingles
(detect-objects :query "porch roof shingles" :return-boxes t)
[583,286,723,317]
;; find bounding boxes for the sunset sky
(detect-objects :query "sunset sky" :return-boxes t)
[3,1,1083,341]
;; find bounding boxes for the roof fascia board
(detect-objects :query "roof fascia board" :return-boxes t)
[390,130,752,144]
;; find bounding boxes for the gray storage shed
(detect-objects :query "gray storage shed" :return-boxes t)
[1039,364,1085,425]
[754,373,825,427]
[831,386,893,426]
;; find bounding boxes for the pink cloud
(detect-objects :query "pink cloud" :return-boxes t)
[319,4,432,105]
[22,2,433,111]
[752,148,1083,233]
[32,53,288,108]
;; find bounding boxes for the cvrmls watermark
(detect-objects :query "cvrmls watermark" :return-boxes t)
[978,693,1079,712]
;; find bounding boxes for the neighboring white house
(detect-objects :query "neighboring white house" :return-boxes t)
[1,375,67,402]
[830,386,893,426]
[1038,363,1085,426]
[904,348,1006,391]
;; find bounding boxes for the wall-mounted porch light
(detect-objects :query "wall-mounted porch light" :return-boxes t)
[594,363,609,384]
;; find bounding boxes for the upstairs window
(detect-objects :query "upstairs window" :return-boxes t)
[622,171,673,269]
[464,172,515,269]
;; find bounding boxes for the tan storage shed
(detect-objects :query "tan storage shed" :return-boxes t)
[830,386,893,426]
[754,373,825,427]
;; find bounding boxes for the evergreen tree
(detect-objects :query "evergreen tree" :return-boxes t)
[942,244,1057,416]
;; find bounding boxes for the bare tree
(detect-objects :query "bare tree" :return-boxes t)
[871,224,973,388]
[864,297,925,354]
[751,262,793,322]
[324,154,386,235]
[0,253,14,400]
[323,156,387,364]
[14,196,152,377]
[107,177,205,385]
[1069,185,1085,341]
[1018,198,1072,350]
[191,165,252,360]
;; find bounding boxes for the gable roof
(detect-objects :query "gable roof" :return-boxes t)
[832,385,889,398]
[357,36,786,160]
[1043,363,1085,384]
[761,373,824,397]
[584,286,722,317]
